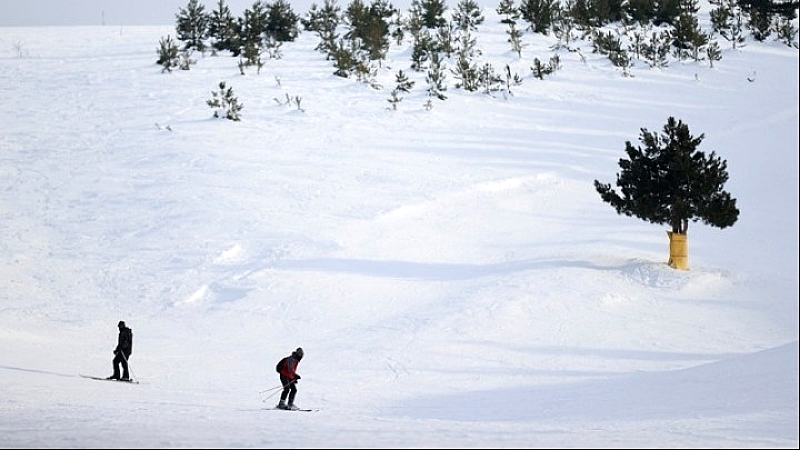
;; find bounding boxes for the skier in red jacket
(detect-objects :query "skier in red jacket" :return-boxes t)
[275,347,303,410]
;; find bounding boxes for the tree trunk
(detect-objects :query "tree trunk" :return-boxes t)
[671,219,689,234]
[667,231,689,270]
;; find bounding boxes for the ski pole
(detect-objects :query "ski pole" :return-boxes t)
[259,384,285,394]
[261,378,298,402]
[119,351,136,382]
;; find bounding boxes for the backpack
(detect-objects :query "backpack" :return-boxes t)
[276,357,286,373]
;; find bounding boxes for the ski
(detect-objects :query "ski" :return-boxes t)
[80,374,139,384]
[268,407,316,412]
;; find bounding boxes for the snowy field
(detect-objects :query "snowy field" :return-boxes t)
[0,7,798,448]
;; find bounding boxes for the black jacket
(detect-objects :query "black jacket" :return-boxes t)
[115,327,133,356]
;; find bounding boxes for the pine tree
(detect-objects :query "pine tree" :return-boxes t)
[653,0,682,26]
[345,0,395,61]
[594,117,739,236]
[411,0,448,29]
[567,0,592,27]
[437,22,456,58]
[388,89,403,109]
[456,26,480,58]
[737,0,794,41]
[266,0,300,42]
[209,0,239,53]
[625,0,657,24]
[394,69,416,92]
[426,51,448,100]
[587,0,625,26]
[178,50,196,70]
[530,55,559,79]
[451,28,480,90]
[531,57,547,79]
[305,0,342,57]
[775,17,799,48]
[496,0,520,25]
[452,53,480,90]
[157,35,180,72]
[391,13,406,45]
[519,0,559,34]
[305,0,342,33]
[367,0,396,59]
[670,8,708,60]
[641,30,671,68]
[507,21,525,56]
[453,0,485,31]
[706,40,722,67]
[176,0,210,52]
[241,0,270,51]
[207,81,244,120]
[388,70,415,109]
[609,49,633,76]
[748,8,773,41]
[239,40,264,73]
[264,35,283,59]
[629,29,646,60]
[591,30,623,56]
[551,13,578,51]
[411,31,434,71]
[711,0,746,48]
[406,2,424,39]
[478,62,504,93]
[330,37,360,77]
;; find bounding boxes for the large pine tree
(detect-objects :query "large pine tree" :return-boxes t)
[176,0,210,51]
[266,0,301,41]
[241,0,270,50]
[208,0,240,53]
[453,0,484,31]
[345,0,395,61]
[594,117,739,235]
[411,0,448,29]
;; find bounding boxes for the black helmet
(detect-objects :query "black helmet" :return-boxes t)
[294,347,304,360]
[118,321,126,328]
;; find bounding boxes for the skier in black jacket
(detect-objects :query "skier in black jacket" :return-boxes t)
[108,321,133,381]
[276,347,303,410]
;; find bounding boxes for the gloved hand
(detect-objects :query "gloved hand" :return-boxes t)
[113,350,118,355]
[295,375,301,381]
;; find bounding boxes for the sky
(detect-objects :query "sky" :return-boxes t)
[0,0,255,26]
[0,4,797,448]
[0,0,419,26]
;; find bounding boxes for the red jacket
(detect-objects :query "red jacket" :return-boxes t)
[277,354,300,380]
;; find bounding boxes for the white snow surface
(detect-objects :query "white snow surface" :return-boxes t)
[1,9,798,448]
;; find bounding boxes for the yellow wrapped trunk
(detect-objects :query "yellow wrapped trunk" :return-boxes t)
[667,231,689,270]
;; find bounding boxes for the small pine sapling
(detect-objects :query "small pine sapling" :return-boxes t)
[388,70,416,110]
[507,22,525,57]
[207,81,243,121]
[706,41,722,67]
[157,35,180,72]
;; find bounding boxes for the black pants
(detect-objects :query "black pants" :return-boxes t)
[279,376,297,404]
[112,352,130,379]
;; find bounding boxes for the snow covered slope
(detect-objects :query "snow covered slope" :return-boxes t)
[0,9,797,447]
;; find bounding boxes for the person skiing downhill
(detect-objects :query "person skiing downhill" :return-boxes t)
[275,347,303,410]
[108,321,133,381]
